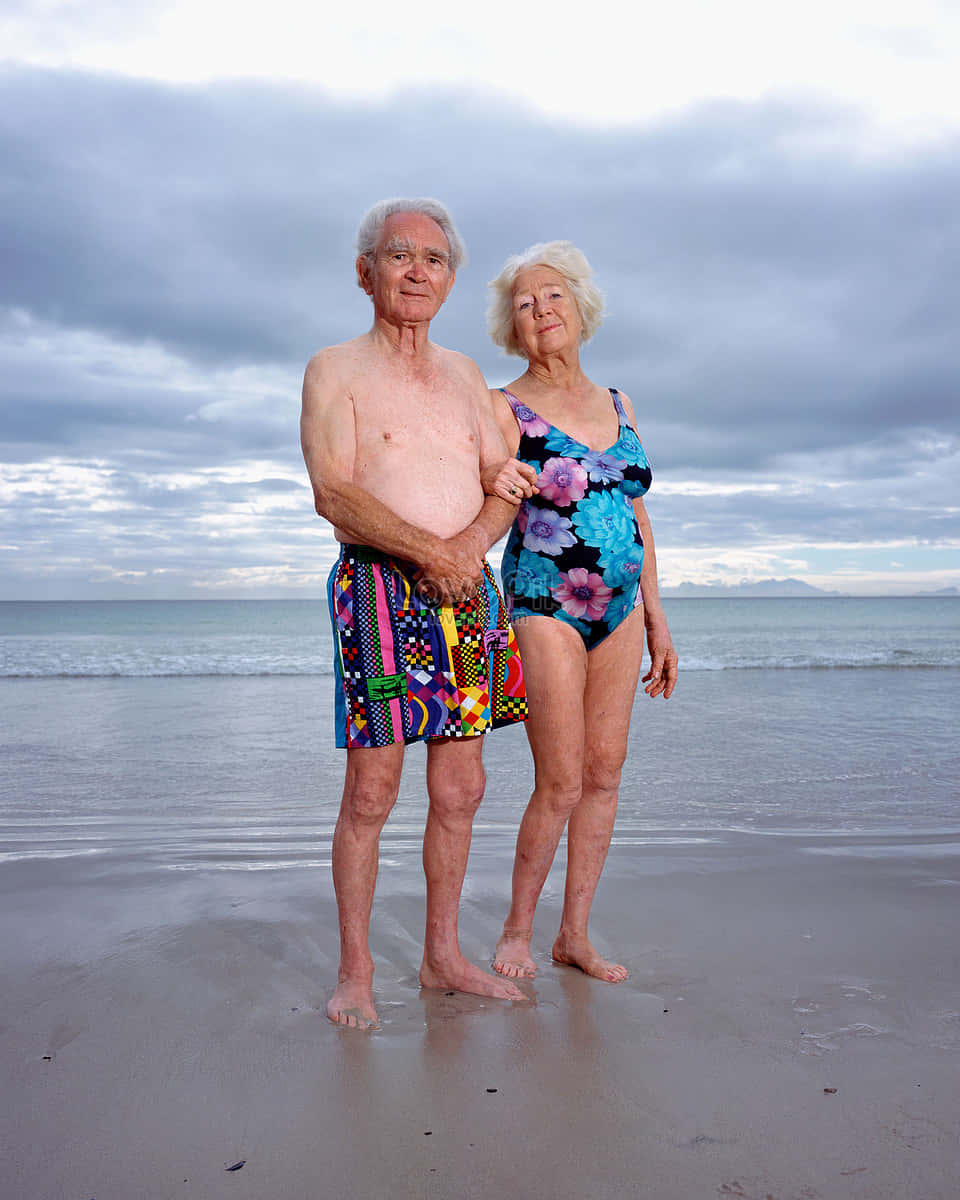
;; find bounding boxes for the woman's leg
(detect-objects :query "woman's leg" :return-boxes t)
[493,616,589,979]
[553,604,647,982]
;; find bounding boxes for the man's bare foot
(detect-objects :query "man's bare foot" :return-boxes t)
[552,931,628,983]
[420,952,527,1001]
[327,979,380,1029]
[492,930,537,979]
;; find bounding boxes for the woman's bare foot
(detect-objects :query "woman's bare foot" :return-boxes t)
[420,951,526,1001]
[327,978,380,1029]
[492,930,537,979]
[552,931,628,983]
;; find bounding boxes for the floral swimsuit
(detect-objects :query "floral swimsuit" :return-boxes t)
[499,387,652,651]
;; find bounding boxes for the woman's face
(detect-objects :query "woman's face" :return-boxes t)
[511,266,582,361]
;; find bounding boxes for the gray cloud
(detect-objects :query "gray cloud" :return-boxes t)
[1,67,958,595]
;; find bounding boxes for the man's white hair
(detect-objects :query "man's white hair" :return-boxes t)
[486,240,606,357]
[355,197,467,287]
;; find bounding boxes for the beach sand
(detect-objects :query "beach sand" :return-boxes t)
[4,826,959,1199]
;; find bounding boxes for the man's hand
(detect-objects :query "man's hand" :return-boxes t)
[415,535,486,605]
[480,458,539,506]
[642,611,678,699]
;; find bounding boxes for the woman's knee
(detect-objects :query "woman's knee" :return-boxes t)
[532,775,583,819]
[583,750,625,800]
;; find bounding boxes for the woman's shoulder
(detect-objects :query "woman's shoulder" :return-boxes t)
[609,386,638,427]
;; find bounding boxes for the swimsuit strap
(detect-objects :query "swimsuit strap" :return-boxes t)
[499,387,523,416]
[503,385,632,440]
[609,387,630,426]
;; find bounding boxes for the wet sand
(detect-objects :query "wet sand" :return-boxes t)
[3,829,959,1199]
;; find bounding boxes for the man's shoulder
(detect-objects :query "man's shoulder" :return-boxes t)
[305,335,369,372]
[431,343,485,386]
[303,336,373,393]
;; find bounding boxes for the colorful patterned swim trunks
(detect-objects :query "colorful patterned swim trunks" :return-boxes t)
[328,544,528,749]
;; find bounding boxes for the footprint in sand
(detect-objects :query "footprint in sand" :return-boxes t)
[791,982,891,1055]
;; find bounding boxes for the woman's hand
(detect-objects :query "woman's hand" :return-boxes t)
[642,610,678,699]
[480,458,539,506]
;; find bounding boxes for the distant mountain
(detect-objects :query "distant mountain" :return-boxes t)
[661,578,840,597]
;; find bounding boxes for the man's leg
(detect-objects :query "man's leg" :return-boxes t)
[420,736,525,1001]
[328,742,405,1029]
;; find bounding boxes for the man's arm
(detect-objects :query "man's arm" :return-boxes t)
[446,375,534,557]
[300,351,485,599]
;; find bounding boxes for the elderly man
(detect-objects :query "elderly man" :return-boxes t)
[301,198,536,1029]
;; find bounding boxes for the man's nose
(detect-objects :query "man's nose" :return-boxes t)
[405,257,427,279]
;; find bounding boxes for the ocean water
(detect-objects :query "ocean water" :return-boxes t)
[1,599,958,874]
[2,596,959,677]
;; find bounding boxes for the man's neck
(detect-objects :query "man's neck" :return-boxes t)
[370,314,434,357]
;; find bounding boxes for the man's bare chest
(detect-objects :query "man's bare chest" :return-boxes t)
[353,377,479,455]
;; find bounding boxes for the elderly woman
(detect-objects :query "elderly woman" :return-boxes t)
[484,241,678,983]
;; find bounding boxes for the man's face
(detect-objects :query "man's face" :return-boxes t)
[360,212,455,324]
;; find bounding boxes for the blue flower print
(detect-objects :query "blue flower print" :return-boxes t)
[522,506,577,555]
[620,476,650,498]
[502,553,561,602]
[602,544,644,588]
[616,427,650,469]
[543,427,590,457]
[604,589,638,629]
[572,491,635,559]
[581,451,626,483]
[554,610,592,639]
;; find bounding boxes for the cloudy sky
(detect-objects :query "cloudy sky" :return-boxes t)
[2,0,958,598]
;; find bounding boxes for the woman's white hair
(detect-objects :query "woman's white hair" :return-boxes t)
[355,197,467,287]
[486,240,605,357]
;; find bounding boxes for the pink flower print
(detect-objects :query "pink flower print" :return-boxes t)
[512,402,550,437]
[551,568,613,621]
[537,456,588,507]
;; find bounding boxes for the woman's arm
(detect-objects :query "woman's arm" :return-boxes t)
[612,388,678,695]
[617,383,679,698]
[478,388,538,504]
[633,496,678,698]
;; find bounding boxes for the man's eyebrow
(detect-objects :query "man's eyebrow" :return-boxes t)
[382,236,449,261]
[382,235,412,254]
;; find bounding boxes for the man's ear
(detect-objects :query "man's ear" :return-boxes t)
[356,255,374,295]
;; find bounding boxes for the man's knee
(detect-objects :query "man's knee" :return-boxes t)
[341,784,397,828]
[341,750,404,828]
[428,752,486,818]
